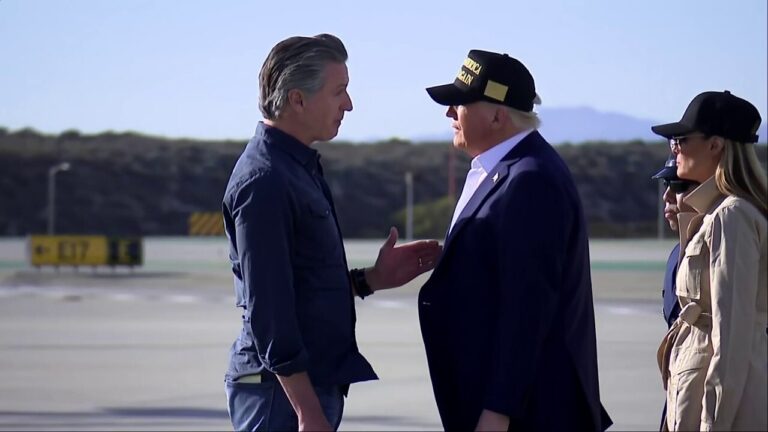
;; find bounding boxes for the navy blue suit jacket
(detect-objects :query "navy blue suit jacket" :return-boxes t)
[663,243,682,328]
[419,131,612,431]
[659,243,681,429]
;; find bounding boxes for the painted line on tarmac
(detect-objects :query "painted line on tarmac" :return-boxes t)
[0,285,415,310]
[361,299,661,317]
[0,285,231,305]
[0,286,661,318]
[597,301,660,317]
[367,299,410,309]
[0,259,667,272]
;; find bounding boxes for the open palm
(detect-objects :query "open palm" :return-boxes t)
[367,227,443,290]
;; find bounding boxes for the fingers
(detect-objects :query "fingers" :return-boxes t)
[413,242,442,272]
[406,239,440,247]
[416,254,438,271]
[416,246,442,262]
[416,257,437,273]
[399,240,442,254]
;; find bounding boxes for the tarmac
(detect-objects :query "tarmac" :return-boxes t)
[0,237,676,431]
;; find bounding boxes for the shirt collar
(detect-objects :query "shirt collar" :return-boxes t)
[473,129,534,173]
[256,122,319,167]
[682,176,724,215]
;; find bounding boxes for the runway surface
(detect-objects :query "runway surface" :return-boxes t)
[0,237,675,430]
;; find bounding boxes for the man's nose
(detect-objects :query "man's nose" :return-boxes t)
[663,186,674,203]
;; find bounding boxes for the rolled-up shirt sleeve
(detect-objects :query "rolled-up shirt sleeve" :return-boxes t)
[231,171,308,376]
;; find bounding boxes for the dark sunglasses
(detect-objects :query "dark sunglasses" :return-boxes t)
[669,133,708,151]
[663,179,698,194]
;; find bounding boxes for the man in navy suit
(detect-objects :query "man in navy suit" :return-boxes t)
[650,154,698,430]
[419,50,612,431]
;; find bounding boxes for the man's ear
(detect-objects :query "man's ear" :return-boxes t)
[490,106,506,130]
[287,89,304,111]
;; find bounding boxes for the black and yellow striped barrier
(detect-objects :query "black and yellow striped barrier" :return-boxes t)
[188,212,225,236]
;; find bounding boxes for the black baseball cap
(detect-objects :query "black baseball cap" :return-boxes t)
[651,91,761,143]
[426,50,537,112]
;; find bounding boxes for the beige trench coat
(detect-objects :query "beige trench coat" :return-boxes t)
[658,178,767,431]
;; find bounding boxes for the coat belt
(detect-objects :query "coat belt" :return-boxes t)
[657,302,712,390]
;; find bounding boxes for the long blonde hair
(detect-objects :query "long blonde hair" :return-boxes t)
[715,141,768,215]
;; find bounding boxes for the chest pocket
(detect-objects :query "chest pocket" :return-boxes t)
[294,199,343,266]
[676,235,708,300]
[308,200,332,219]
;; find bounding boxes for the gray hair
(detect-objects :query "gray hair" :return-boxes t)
[504,93,542,130]
[258,34,348,120]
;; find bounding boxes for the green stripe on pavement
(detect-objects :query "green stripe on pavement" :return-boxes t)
[591,261,665,271]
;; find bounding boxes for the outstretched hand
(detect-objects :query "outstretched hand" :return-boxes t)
[365,227,443,291]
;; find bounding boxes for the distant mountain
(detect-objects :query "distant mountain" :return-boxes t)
[413,106,768,145]
[537,106,660,144]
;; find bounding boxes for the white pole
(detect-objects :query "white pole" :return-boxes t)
[405,171,413,241]
[47,168,55,235]
[47,162,70,235]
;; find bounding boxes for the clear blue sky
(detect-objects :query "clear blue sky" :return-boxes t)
[1,0,766,142]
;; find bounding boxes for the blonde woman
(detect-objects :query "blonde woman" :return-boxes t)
[653,91,767,431]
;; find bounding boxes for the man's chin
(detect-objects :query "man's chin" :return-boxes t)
[322,128,340,142]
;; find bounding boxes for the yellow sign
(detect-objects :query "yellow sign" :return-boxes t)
[28,236,143,267]
[29,235,108,266]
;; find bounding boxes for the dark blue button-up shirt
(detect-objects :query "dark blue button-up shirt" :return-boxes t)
[222,122,377,387]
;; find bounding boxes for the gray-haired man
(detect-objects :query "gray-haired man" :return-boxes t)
[221,34,442,431]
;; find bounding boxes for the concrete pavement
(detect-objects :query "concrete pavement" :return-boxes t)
[0,238,673,430]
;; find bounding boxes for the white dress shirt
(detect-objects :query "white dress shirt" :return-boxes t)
[448,129,534,233]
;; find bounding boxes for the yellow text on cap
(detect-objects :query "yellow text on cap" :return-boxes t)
[456,57,483,86]
[463,58,482,74]
[457,68,474,85]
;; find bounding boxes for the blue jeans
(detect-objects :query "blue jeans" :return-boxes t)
[225,376,344,431]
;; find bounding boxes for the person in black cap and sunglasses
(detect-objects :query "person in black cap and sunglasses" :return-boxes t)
[418,49,612,432]
[653,91,767,432]
[650,153,699,430]
[652,154,700,329]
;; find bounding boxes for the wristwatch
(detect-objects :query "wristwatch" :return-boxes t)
[350,268,373,299]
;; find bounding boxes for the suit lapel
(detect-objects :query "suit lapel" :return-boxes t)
[443,165,509,251]
[439,131,542,260]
